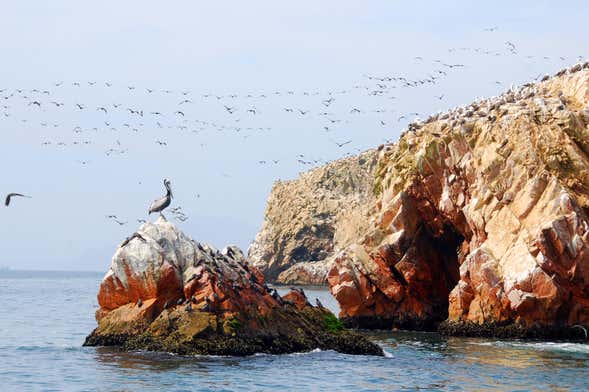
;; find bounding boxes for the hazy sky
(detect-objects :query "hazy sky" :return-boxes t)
[1,1,588,271]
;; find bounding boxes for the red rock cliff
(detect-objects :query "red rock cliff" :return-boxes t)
[327,63,589,337]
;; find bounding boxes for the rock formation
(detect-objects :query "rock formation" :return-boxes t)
[325,63,589,338]
[249,150,378,284]
[84,217,383,356]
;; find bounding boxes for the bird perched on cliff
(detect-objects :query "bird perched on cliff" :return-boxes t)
[4,193,31,206]
[148,179,173,218]
[119,232,147,248]
[271,289,283,304]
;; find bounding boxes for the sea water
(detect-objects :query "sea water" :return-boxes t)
[1,270,588,391]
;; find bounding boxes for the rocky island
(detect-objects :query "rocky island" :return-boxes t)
[84,217,383,356]
[253,63,589,339]
[249,149,378,284]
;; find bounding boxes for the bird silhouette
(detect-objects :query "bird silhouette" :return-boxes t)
[330,139,352,148]
[119,232,147,248]
[5,193,31,206]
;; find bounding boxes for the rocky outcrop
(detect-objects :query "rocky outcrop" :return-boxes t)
[84,217,383,356]
[328,63,589,338]
[249,150,378,284]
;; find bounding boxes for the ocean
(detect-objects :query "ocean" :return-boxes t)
[1,270,588,391]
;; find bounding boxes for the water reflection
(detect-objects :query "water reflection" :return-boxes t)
[93,346,237,372]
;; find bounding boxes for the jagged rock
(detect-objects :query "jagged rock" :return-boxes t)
[84,217,383,356]
[326,65,589,338]
[249,150,378,284]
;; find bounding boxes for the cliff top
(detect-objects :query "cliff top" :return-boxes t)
[376,63,589,203]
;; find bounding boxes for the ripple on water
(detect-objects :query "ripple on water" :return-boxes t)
[471,340,589,354]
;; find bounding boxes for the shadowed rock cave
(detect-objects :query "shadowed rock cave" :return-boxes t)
[414,223,464,325]
[343,221,466,331]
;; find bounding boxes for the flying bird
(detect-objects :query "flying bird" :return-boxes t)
[5,193,31,206]
[330,139,352,148]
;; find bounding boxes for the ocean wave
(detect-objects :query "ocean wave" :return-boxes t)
[471,341,589,354]
[5,344,82,353]
[250,348,324,358]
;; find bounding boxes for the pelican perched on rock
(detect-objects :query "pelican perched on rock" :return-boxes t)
[148,179,173,218]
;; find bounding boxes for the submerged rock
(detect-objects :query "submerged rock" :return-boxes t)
[326,64,589,338]
[249,150,378,284]
[84,217,383,356]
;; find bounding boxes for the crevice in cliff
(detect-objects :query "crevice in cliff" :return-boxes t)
[427,223,464,319]
[410,222,464,327]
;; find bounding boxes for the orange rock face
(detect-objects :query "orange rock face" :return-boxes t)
[98,261,183,314]
[329,64,589,335]
[283,289,312,310]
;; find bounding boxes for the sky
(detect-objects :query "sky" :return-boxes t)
[1,1,588,271]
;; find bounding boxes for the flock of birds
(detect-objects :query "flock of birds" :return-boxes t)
[3,29,587,233]
[404,61,589,131]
